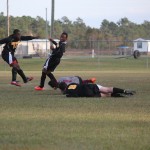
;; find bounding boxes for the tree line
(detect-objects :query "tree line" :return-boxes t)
[0,12,150,48]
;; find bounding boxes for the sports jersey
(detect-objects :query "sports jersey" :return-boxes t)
[50,40,67,59]
[58,76,83,85]
[66,83,100,97]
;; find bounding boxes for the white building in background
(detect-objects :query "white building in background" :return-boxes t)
[16,39,50,56]
[133,38,150,53]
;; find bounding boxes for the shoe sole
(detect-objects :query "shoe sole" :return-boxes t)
[11,83,21,87]
[34,87,44,91]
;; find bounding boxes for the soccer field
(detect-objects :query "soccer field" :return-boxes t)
[0,57,150,150]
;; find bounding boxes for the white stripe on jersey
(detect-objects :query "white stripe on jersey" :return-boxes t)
[9,52,13,64]
[43,58,50,70]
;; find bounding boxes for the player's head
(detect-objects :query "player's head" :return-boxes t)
[58,82,67,93]
[13,29,21,40]
[60,32,68,42]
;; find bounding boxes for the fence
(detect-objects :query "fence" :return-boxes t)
[0,40,150,69]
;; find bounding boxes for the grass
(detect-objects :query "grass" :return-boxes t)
[0,57,150,150]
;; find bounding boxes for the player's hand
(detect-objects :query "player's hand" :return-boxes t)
[48,37,53,42]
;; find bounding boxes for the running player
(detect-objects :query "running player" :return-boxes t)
[35,32,68,91]
[0,29,39,86]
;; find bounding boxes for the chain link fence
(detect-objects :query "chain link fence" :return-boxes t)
[0,39,150,69]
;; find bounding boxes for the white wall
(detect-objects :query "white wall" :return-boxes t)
[134,39,150,52]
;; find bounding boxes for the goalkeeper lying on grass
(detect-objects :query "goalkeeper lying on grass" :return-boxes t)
[48,76,136,97]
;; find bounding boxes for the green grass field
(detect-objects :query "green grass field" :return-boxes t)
[0,57,150,150]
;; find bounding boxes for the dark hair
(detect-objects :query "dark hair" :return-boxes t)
[62,32,68,38]
[13,29,20,34]
[58,82,67,91]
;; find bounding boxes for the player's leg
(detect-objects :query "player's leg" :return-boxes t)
[112,87,136,96]
[99,86,113,94]
[34,58,49,90]
[46,58,60,89]
[34,69,46,90]
[47,72,58,89]
[100,87,127,97]
[2,52,20,86]
[12,62,33,83]
[35,57,60,90]
[98,84,135,97]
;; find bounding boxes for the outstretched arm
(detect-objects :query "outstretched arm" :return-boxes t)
[0,37,10,44]
[21,36,39,41]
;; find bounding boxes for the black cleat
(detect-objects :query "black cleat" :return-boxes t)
[124,90,136,96]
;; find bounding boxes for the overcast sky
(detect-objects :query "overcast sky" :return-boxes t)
[0,0,150,28]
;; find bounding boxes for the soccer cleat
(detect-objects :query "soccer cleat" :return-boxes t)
[111,93,127,97]
[11,81,21,87]
[24,77,33,83]
[34,86,44,91]
[89,78,96,83]
[27,77,33,82]
[124,90,136,96]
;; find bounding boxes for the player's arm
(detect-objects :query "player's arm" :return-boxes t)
[21,36,39,41]
[49,37,58,50]
[0,37,10,44]
[49,37,57,45]
[60,43,66,52]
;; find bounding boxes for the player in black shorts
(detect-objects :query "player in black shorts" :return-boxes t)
[65,83,136,97]
[48,76,96,90]
[55,76,135,97]
[0,29,39,86]
[35,32,68,90]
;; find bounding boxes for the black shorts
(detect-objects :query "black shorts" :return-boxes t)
[43,57,60,72]
[2,51,18,65]
[66,83,101,97]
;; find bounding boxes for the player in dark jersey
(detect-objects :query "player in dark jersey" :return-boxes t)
[0,29,39,86]
[46,75,135,97]
[47,76,96,94]
[47,76,96,90]
[55,76,135,97]
[65,83,135,97]
[35,32,68,91]
[57,76,96,85]
[65,83,136,97]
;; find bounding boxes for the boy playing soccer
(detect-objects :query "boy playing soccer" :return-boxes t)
[0,29,39,86]
[35,32,68,90]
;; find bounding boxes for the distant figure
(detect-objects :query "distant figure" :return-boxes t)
[0,29,39,86]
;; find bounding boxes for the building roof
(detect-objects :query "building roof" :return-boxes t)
[134,38,150,42]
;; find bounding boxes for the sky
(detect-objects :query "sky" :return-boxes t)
[0,0,150,28]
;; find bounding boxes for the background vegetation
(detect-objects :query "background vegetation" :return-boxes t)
[0,12,150,44]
